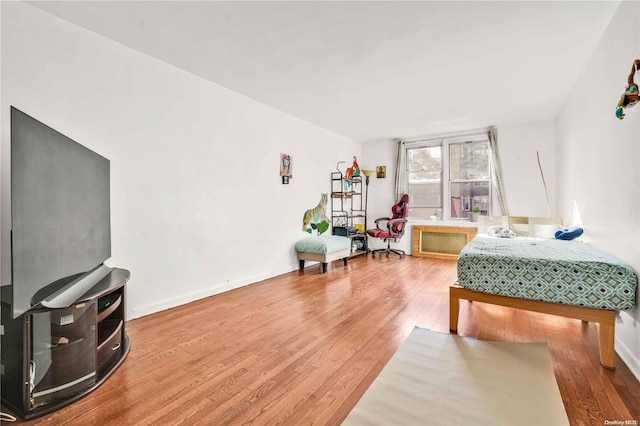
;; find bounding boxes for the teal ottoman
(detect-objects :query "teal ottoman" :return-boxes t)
[295,235,351,273]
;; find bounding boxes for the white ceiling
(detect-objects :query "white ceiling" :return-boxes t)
[28,1,619,143]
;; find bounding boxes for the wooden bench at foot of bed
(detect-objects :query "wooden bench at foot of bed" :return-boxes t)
[449,285,616,369]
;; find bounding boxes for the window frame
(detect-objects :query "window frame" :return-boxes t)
[405,133,492,221]
[406,141,443,217]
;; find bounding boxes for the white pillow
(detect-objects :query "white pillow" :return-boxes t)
[486,226,517,238]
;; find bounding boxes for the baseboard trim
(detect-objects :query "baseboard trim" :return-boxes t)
[127,264,299,320]
[616,335,640,381]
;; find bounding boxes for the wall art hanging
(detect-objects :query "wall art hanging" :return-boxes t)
[280,153,292,184]
[302,193,330,234]
[615,59,640,120]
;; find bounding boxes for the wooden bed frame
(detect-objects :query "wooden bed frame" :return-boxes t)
[476,215,567,237]
[449,285,616,369]
[451,216,618,369]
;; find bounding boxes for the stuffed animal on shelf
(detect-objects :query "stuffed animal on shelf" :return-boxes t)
[345,156,360,187]
[345,165,353,184]
[351,156,360,177]
[615,59,640,120]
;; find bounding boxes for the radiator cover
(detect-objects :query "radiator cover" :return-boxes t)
[412,225,477,259]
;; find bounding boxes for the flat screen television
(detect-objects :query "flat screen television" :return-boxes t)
[10,107,111,318]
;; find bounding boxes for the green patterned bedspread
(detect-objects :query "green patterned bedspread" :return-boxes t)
[457,236,637,310]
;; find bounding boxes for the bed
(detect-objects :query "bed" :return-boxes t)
[449,216,637,369]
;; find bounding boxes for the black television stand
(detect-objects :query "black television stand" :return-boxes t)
[0,268,130,420]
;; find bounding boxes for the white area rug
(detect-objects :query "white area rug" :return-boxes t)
[343,327,569,426]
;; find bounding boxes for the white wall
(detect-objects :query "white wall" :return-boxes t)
[499,121,556,218]
[1,2,360,319]
[556,1,640,378]
[361,121,558,254]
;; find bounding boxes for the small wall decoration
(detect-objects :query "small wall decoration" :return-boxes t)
[376,166,386,178]
[280,153,292,184]
[302,193,330,234]
[615,59,640,120]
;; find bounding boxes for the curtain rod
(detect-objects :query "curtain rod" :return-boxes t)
[398,126,493,145]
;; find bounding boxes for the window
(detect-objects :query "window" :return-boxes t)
[406,134,492,220]
[407,144,442,218]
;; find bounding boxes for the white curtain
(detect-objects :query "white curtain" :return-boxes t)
[488,127,509,215]
[394,139,407,202]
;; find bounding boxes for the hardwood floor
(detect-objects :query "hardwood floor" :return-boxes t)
[5,256,640,425]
